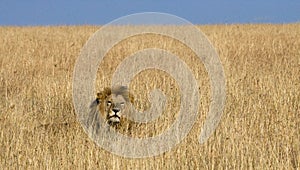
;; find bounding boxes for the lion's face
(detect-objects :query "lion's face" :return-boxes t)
[103,93,127,125]
[96,86,133,126]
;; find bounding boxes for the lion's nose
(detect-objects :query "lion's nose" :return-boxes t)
[112,108,120,113]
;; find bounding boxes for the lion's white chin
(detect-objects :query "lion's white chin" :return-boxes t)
[108,116,120,125]
[109,117,120,122]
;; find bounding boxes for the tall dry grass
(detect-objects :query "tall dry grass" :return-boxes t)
[0,24,299,169]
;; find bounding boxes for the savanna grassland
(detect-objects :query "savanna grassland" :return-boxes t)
[0,24,299,169]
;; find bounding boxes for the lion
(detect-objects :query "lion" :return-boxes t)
[86,86,134,132]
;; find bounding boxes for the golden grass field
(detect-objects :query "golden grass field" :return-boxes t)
[0,24,299,169]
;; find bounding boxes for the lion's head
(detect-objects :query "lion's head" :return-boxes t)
[88,86,133,128]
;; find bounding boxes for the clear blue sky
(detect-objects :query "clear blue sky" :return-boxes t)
[0,0,299,26]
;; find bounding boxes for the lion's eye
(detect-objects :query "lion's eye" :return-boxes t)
[120,102,125,107]
[107,101,112,106]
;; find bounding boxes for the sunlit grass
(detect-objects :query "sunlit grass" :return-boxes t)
[0,24,299,169]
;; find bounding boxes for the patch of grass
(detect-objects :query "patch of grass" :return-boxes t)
[0,24,299,169]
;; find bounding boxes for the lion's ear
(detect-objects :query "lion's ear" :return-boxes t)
[97,88,110,99]
[96,93,104,106]
[103,87,112,95]
[96,92,104,101]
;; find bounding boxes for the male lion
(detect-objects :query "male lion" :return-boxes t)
[86,86,134,132]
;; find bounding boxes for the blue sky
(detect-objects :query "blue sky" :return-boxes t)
[0,0,299,26]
